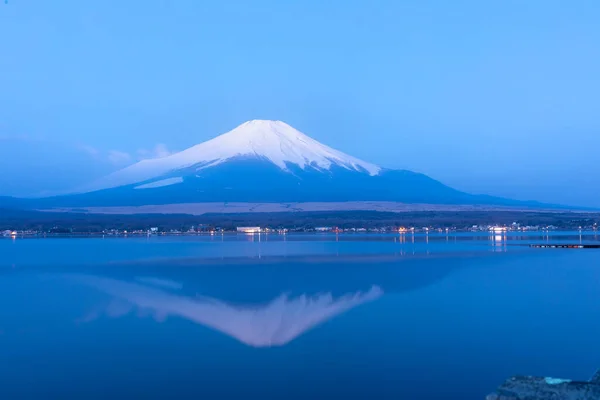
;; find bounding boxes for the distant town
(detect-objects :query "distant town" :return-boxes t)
[2,221,598,239]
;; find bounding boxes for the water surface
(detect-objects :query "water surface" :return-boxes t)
[1,232,599,399]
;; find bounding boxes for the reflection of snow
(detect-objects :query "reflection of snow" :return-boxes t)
[134,277,183,290]
[67,274,382,347]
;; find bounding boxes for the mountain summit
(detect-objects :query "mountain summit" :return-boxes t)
[83,120,380,193]
[191,120,381,175]
[37,120,544,208]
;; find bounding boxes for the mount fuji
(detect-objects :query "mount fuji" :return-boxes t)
[85,119,382,192]
[22,120,546,208]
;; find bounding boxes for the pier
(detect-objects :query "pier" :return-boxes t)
[529,244,600,249]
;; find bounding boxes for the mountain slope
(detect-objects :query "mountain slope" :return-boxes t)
[33,158,493,207]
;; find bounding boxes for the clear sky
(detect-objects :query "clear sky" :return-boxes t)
[1,0,599,206]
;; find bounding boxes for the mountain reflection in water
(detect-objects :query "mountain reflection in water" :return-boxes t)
[65,274,383,347]
[25,254,462,348]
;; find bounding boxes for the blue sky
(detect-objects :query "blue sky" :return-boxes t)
[0,0,599,205]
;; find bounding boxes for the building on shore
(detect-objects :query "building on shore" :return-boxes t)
[236,227,261,233]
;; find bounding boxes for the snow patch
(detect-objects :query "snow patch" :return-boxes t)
[134,277,183,290]
[544,378,571,385]
[134,177,183,189]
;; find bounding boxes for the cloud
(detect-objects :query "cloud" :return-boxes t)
[107,150,133,165]
[78,144,100,158]
[77,144,128,165]
[75,143,174,166]
[137,143,173,160]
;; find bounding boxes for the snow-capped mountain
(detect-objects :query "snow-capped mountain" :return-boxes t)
[26,119,546,208]
[81,120,380,193]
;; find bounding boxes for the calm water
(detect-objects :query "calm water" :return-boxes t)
[1,232,599,399]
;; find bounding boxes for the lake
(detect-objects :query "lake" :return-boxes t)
[1,231,599,399]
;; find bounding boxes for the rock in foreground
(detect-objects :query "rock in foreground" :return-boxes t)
[487,370,600,399]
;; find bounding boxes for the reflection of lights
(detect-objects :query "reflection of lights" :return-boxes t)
[488,232,507,253]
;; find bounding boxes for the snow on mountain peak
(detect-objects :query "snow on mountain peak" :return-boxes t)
[80,120,381,192]
[182,119,381,175]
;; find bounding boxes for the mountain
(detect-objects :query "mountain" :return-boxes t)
[82,119,381,193]
[9,120,553,208]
